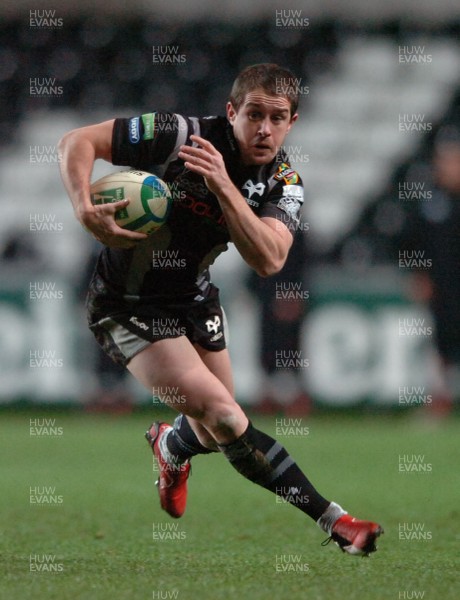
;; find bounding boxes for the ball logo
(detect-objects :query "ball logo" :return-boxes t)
[129,117,140,144]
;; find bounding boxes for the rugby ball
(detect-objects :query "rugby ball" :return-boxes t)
[90,170,172,234]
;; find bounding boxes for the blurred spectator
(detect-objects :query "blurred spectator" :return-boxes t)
[400,125,460,416]
[1,230,43,266]
[247,229,311,416]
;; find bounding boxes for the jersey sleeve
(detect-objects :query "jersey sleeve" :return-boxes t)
[259,164,304,234]
[111,111,193,170]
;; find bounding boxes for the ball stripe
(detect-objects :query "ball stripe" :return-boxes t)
[121,212,162,231]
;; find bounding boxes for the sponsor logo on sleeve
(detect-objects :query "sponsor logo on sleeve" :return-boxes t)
[128,117,140,144]
[277,185,303,222]
[274,162,299,185]
[141,113,155,140]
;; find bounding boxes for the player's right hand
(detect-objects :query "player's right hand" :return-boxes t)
[78,198,148,248]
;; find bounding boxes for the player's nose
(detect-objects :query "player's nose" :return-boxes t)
[257,118,272,137]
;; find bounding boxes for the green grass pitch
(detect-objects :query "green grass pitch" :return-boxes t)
[1,409,459,600]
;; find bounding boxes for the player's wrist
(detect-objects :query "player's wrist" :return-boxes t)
[75,202,96,226]
[214,178,239,204]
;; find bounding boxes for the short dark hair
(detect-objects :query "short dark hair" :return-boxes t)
[229,63,299,117]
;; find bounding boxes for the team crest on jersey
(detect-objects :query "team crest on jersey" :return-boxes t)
[274,162,299,185]
[205,314,223,341]
[242,180,266,199]
[277,185,303,222]
[242,180,265,208]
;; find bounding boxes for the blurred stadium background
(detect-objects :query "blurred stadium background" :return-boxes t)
[0,0,459,411]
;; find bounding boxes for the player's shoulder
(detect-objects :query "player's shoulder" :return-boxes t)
[197,114,227,127]
[198,115,231,138]
[198,115,239,156]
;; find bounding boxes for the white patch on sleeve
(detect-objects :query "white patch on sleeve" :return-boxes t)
[277,185,303,222]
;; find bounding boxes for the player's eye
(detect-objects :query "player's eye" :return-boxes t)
[248,112,262,120]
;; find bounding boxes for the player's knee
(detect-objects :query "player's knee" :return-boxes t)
[206,408,245,440]
[179,383,245,441]
[196,435,219,452]
[187,402,239,435]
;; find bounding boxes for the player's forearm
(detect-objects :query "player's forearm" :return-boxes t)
[59,121,114,223]
[58,132,97,222]
[217,185,287,277]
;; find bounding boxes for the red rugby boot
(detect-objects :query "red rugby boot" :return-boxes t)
[324,514,384,556]
[145,421,191,518]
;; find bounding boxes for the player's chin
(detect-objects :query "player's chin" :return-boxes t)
[245,150,276,165]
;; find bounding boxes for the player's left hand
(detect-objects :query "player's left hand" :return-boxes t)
[178,135,234,197]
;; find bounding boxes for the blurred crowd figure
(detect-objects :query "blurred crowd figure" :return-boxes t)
[399,125,460,416]
[247,229,311,416]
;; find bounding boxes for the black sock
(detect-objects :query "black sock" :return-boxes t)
[218,422,330,521]
[165,414,217,463]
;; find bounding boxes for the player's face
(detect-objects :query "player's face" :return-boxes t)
[433,145,460,193]
[227,90,298,165]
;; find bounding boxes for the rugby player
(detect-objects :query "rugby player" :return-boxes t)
[59,63,382,555]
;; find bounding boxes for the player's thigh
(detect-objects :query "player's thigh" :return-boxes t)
[127,336,247,439]
[193,345,234,396]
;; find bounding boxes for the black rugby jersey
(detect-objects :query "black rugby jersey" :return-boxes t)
[92,111,304,305]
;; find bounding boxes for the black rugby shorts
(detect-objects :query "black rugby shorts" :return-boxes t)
[88,286,228,367]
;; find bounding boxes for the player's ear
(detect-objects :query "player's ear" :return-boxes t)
[287,113,298,132]
[226,101,237,124]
